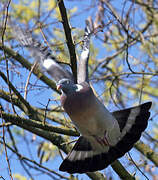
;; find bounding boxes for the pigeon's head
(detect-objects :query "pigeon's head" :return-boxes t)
[57,79,75,94]
[57,79,83,95]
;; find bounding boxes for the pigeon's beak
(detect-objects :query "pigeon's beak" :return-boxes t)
[57,84,62,91]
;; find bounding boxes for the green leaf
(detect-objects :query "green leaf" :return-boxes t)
[13,173,27,180]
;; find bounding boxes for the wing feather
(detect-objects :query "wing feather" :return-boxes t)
[59,102,152,173]
[77,20,92,84]
[10,21,73,83]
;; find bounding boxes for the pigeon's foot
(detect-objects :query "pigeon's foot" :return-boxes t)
[93,131,110,147]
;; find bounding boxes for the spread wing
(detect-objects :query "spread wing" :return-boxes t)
[77,20,92,84]
[10,21,74,83]
[59,102,152,173]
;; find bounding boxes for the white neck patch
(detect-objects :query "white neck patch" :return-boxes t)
[75,84,83,92]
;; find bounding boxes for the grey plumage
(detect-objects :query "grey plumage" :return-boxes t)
[77,20,92,84]
[59,101,151,173]
[10,21,73,83]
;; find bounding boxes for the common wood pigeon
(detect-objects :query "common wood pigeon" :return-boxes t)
[10,20,152,174]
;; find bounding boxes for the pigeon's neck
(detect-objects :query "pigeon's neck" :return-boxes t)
[61,84,80,95]
[61,82,94,114]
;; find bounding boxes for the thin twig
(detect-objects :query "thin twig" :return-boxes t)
[1,2,13,180]
[7,127,35,180]
[43,98,51,125]
[0,110,13,180]
[24,61,38,100]
[0,122,12,128]
[0,140,70,180]
[0,43,58,92]
[128,152,150,180]
[0,176,5,180]
[125,25,135,73]
[1,0,17,115]
[139,71,145,104]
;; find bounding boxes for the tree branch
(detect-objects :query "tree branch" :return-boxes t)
[57,0,77,83]
[0,140,70,180]
[111,160,135,180]
[135,141,158,167]
[1,111,79,137]
[0,89,67,125]
[0,43,58,93]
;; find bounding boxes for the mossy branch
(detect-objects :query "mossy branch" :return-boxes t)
[135,141,158,167]
[0,43,58,92]
[111,160,135,180]
[1,111,79,137]
[0,89,67,125]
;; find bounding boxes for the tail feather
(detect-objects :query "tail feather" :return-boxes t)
[59,102,152,173]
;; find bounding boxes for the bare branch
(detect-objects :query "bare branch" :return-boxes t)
[57,0,77,82]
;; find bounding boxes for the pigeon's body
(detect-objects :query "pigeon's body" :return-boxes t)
[61,82,121,148]
[11,20,152,174]
[58,79,152,173]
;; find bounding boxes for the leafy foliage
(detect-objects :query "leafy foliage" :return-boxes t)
[0,0,158,180]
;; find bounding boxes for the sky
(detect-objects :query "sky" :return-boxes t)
[0,0,158,180]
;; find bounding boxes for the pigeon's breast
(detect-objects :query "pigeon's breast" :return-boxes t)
[61,88,114,136]
[62,88,95,117]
